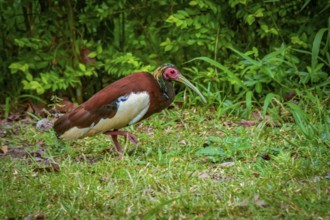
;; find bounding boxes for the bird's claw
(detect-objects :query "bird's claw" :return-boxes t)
[126,133,138,145]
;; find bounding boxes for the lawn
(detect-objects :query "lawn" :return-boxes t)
[0,107,329,219]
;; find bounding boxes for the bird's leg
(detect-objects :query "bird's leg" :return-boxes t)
[110,134,123,159]
[106,130,138,144]
[104,130,138,159]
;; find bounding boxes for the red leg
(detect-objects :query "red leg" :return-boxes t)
[111,134,123,159]
[104,130,138,159]
[104,130,138,145]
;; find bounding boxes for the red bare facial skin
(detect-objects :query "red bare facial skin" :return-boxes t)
[163,67,180,80]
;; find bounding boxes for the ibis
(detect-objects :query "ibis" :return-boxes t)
[54,64,206,158]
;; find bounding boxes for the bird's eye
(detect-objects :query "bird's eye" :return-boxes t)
[170,70,175,74]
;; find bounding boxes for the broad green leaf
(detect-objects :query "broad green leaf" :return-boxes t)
[262,93,276,117]
[245,91,253,115]
[88,51,97,58]
[79,63,86,72]
[246,15,255,25]
[188,57,244,87]
[312,28,328,69]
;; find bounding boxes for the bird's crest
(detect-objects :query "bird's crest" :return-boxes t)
[152,63,175,80]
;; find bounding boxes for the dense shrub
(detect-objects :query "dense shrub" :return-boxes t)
[0,0,329,109]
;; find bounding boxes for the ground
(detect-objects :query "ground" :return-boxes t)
[0,107,329,219]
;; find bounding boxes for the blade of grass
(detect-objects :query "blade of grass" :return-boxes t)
[19,94,47,104]
[262,93,276,117]
[142,196,187,220]
[287,102,315,139]
[246,91,253,116]
[186,56,245,87]
[228,46,261,66]
[311,28,328,70]
[5,97,10,118]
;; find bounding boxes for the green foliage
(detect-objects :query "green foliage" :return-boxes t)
[0,0,329,118]
[0,108,329,219]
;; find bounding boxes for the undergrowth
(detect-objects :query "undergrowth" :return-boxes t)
[0,104,329,219]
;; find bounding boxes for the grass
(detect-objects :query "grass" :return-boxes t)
[0,107,329,219]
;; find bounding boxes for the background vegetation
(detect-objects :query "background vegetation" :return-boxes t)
[0,0,329,219]
[1,0,329,107]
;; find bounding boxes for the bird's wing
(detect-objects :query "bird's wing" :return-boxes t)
[54,73,153,140]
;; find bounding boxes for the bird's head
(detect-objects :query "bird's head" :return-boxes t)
[153,64,206,103]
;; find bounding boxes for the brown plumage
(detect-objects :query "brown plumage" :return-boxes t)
[54,64,206,158]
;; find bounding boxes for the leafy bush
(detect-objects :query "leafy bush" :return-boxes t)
[0,0,329,114]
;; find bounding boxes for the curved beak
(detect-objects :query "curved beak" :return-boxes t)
[176,74,207,103]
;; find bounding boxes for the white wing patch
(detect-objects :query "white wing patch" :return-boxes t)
[59,92,150,140]
[59,126,90,140]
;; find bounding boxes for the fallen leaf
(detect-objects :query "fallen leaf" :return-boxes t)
[29,148,44,157]
[253,194,268,207]
[25,100,48,117]
[37,141,47,147]
[240,119,256,127]
[24,213,45,220]
[7,114,22,122]
[34,157,44,162]
[99,177,109,183]
[219,162,235,167]
[290,151,298,159]
[260,153,271,160]
[284,91,296,101]
[35,213,45,220]
[237,194,268,208]
[179,140,187,145]
[33,162,60,173]
[237,198,249,207]
[25,215,33,220]
[198,173,210,179]
[51,163,60,172]
[1,145,8,154]
[223,121,232,126]
[280,202,289,209]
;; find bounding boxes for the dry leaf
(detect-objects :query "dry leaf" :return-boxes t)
[179,140,187,145]
[1,145,8,154]
[284,91,296,101]
[260,153,271,160]
[29,148,44,157]
[237,194,268,208]
[33,162,60,173]
[51,163,60,172]
[253,194,268,207]
[220,162,235,167]
[198,173,210,179]
[240,119,256,127]
[237,198,249,207]
[223,121,232,126]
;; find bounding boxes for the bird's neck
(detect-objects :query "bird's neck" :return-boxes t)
[157,77,174,101]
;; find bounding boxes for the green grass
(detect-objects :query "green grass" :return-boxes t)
[0,108,329,219]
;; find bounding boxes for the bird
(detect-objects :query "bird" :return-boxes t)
[53,64,206,158]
